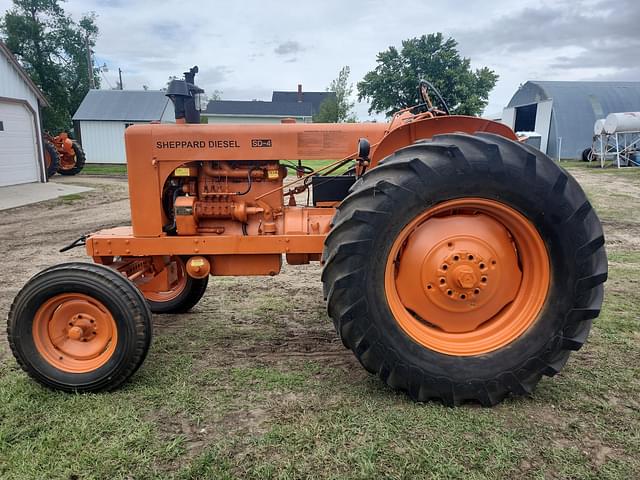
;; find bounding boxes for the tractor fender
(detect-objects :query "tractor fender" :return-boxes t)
[370,115,518,167]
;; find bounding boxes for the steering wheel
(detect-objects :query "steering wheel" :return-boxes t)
[418,79,451,116]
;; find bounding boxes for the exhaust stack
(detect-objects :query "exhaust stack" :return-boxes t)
[166,66,205,124]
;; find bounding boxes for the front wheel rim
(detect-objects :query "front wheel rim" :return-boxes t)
[32,293,118,373]
[384,198,550,356]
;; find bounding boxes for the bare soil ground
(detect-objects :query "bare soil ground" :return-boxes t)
[0,166,638,479]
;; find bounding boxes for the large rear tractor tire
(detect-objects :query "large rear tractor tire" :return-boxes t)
[58,141,86,176]
[322,133,607,406]
[43,141,59,179]
[7,263,153,392]
[142,257,208,314]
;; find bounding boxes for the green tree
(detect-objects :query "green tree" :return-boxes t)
[1,0,100,132]
[357,33,498,117]
[314,65,356,123]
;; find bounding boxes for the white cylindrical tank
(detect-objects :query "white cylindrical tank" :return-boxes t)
[604,112,640,134]
[594,118,605,135]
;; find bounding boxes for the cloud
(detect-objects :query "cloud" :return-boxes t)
[197,66,233,86]
[1,0,636,118]
[454,0,640,74]
[444,0,640,112]
[274,40,304,56]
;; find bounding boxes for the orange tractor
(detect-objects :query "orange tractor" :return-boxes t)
[8,68,607,406]
[43,132,86,177]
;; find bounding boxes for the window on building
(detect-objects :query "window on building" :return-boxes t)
[0,121,4,131]
[514,104,537,132]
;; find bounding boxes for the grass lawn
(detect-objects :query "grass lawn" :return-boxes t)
[0,163,638,479]
[298,159,354,175]
[81,164,128,175]
[80,161,351,178]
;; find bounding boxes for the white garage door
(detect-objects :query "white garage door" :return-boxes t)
[0,101,41,187]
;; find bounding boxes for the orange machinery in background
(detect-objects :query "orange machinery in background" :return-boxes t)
[43,131,86,176]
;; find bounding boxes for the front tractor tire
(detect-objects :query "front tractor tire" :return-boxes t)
[7,263,153,392]
[322,133,607,406]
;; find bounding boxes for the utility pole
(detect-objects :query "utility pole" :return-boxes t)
[85,33,96,89]
[118,68,123,90]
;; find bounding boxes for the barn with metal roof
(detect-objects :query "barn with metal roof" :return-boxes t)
[203,99,314,124]
[502,81,640,159]
[272,85,335,115]
[72,90,174,163]
[203,85,334,124]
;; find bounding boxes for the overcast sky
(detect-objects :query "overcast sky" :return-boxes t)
[1,0,638,119]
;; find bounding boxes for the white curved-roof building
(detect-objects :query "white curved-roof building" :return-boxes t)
[502,81,640,159]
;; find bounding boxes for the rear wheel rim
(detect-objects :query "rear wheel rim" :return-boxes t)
[385,198,550,356]
[32,293,118,373]
[58,154,76,170]
[142,257,188,303]
[58,148,77,170]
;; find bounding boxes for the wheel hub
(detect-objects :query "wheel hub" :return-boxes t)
[67,313,98,341]
[67,325,84,340]
[452,264,477,290]
[394,213,522,333]
[440,251,488,300]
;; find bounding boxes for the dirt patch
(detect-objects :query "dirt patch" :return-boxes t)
[224,329,349,361]
[149,409,220,467]
[568,168,640,253]
[149,387,311,471]
[568,168,640,197]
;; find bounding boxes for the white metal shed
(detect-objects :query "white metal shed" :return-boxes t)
[73,90,175,164]
[0,41,49,187]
